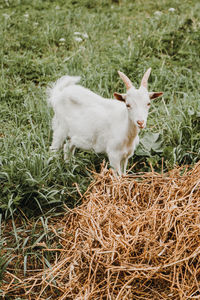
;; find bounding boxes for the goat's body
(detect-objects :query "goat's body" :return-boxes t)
[48,76,139,174]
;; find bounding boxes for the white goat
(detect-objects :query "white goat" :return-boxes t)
[47,69,163,175]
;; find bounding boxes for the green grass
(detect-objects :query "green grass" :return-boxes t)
[0,0,200,291]
[1,0,199,216]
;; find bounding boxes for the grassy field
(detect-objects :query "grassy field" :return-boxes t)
[0,0,200,294]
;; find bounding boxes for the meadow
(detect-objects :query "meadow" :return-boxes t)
[0,0,200,297]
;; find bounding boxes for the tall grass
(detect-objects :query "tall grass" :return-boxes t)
[0,0,200,217]
[0,0,199,293]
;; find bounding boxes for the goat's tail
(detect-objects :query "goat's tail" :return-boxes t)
[47,75,81,107]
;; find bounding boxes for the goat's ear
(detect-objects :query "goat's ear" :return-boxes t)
[113,92,126,102]
[149,92,163,100]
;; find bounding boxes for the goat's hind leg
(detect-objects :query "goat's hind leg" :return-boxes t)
[50,129,68,152]
[50,117,68,152]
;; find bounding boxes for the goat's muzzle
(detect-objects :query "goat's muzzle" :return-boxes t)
[137,120,145,129]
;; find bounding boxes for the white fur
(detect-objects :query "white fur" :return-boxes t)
[47,75,153,175]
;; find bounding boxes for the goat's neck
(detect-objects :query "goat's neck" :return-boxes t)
[126,116,138,145]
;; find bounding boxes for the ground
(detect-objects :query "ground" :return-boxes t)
[0,0,200,298]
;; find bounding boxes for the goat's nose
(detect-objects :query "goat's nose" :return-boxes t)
[137,120,144,128]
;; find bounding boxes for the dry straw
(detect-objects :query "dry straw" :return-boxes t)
[2,162,200,299]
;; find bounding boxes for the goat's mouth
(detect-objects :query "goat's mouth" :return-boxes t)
[138,124,145,129]
[136,120,145,129]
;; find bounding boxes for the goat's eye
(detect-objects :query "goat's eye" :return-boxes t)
[126,103,131,109]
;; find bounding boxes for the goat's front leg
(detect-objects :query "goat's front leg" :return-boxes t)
[108,152,122,176]
[120,157,128,175]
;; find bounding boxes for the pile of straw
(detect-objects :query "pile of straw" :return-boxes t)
[2,162,200,299]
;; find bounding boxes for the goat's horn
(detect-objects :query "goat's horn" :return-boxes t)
[118,71,133,90]
[140,68,151,89]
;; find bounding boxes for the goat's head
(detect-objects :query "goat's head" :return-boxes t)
[114,68,163,129]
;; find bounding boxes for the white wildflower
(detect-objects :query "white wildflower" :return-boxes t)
[74,32,88,39]
[168,7,175,12]
[82,33,88,39]
[154,11,162,16]
[74,32,81,36]
[24,13,29,18]
[74,36,83,42]
[59,38,66,46]
[55,5,60,10]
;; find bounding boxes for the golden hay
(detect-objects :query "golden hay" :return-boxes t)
[2,162,200,299]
